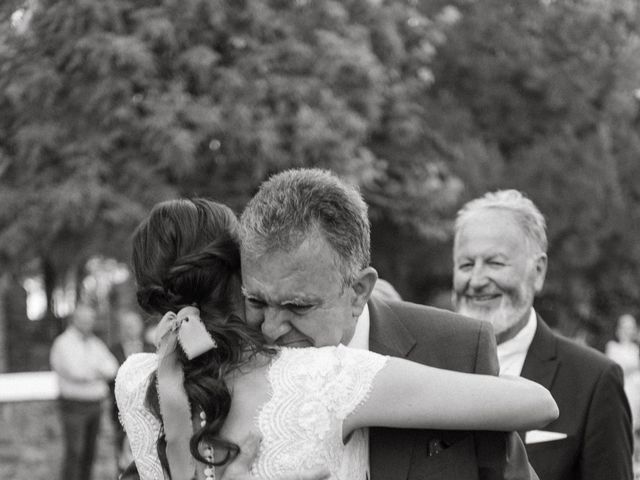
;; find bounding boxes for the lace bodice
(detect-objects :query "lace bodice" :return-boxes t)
[116,353,164,479]
[115,346,387,480]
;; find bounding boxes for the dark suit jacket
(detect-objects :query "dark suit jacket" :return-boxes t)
[519,317,633,480]
[368,297,536,480]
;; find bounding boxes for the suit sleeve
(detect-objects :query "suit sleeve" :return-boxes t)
[474,320,500,376]
[580,362,633,480]
[473,321,539,480]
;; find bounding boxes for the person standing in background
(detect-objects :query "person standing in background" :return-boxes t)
[108,310,154,473]
[50,304,119,480]
[606,313,640,434]
[452,189,633,480]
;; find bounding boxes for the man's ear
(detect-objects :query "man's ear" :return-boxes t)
[533,253,547,293]
[350,267,378,317]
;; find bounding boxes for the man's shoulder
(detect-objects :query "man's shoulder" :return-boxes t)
[540,324,618,374]
[376,299,492,341]
[387,299,488,326]
[370,298,500,381]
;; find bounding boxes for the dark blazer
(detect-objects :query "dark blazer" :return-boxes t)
[519,317,633,480]
[368,297,537,480]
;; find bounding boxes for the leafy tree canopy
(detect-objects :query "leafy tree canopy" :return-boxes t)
[0,0,460,273]
[1,0,640,345]
[427,0,640,339]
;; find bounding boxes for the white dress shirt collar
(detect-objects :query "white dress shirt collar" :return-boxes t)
[347,304,370,350]
[344,303,371,477]
[497,308,537,376]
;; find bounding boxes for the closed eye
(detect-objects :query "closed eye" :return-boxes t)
[246,297,267,309]
[285,304,314,315]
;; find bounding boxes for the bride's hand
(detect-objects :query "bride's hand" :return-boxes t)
[220,433,330,480]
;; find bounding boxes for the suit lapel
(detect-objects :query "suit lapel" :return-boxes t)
[368,297,416,480]
[520,316,559,390]
[518,317,560,443]
[368,297,416,357]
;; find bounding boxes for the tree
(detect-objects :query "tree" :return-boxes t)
[4,0,638,348]
[428,0,640,340]
[0,0,462,326]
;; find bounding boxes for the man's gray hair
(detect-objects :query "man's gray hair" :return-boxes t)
[455,189,548,254]
[240,169,370,285]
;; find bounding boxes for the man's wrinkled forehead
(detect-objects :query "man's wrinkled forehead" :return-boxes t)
[240,221,320,257]
[242,232,341,270]
[242,237,343,292]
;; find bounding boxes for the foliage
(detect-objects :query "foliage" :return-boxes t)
[428,0,640,339]
[1,0,639,346]
[0,3,457,244]
[0,0,463,321]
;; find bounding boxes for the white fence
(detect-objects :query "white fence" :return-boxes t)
[0,371,59,402]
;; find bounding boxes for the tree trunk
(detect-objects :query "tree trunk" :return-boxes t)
[41,255,62,340]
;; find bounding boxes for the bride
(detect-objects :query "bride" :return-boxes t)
[116,198,557,480]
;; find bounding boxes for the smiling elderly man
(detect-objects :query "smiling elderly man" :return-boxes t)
[452,189,633,480]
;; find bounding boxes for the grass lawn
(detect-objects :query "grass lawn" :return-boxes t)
[0,400,118,480]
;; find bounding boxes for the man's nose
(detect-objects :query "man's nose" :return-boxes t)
[261,308,291,342]
[468,263,489,289]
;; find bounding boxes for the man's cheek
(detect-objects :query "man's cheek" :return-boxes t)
[244,310,263,327]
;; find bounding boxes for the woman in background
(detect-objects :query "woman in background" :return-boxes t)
[606,313,640,432]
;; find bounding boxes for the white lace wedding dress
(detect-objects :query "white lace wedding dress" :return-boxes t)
[115,345,388,479]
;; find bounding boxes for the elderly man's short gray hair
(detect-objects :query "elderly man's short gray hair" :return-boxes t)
[455,189,548,254]
[239,169,371,286]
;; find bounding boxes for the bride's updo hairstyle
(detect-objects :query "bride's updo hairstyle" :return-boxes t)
[131,198,272,470]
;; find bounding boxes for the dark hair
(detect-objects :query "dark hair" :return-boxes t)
[131,198,272,470]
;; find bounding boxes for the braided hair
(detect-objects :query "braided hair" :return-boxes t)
[131,198,273,470]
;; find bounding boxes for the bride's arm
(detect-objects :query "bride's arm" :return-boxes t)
[344,356,558,435]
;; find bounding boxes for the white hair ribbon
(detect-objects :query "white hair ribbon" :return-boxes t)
[155,306,217,480]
